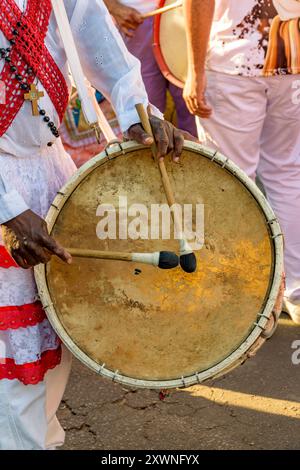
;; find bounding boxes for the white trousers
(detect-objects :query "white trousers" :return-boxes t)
[197,71,300,301]
[0,346,72,450]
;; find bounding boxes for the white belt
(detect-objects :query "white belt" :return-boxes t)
[50,0,117,143]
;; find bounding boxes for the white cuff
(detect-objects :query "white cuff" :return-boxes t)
[0,190,29,225]
[118,106,148,133]
[149,104,164,120]
[122,104,164,135]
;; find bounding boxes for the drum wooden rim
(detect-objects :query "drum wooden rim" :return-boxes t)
[153,0,184,88]
[35,140,284,389]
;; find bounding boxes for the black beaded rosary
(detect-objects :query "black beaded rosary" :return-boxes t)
[0,1,59,144]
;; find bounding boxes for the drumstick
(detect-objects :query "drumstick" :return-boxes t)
[67,248,179,270]
[142,1,183,18]
[135,104,197,273]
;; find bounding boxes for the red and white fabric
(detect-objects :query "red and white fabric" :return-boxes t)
[0,0,154,449]
[0,346,72,450]
[0,0,69,138]
[0,0,76,386]
[0,140,76,385]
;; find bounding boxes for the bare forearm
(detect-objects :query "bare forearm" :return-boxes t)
[103,0,120,12]
[183,0,215,75]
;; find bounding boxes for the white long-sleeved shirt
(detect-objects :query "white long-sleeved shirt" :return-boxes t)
[0,0,154,224]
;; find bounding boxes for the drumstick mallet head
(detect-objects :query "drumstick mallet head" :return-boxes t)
[179,239,197,274]
[132,251,179,269]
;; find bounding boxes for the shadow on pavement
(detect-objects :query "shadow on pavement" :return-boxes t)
[59,316,300,450]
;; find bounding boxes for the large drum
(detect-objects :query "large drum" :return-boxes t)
[153,0,187,87]
[35,141,283,389]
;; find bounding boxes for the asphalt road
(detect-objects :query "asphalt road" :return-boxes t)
[59,313,300,450]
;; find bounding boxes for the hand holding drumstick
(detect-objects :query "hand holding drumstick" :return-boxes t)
[126,114,185,163]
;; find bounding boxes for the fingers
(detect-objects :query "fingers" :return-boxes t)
[150,118,185,162]
[121,26,134,38]
[173,128,184,162]
[184,95,198,115]
[183,72,212,118]
[10,247,40,268]
[11,238,71,268]
[180,130,200,143]
[18,246,41,267]
[196,101,212,118]
[128,119,184,161]
[128,124,154,146]
[10,241,52,268]
[26,241,52,264]
[121,12,143,31]
[152,124,169,160]
[130,11,143,26]
[41,234,72,264]
[10,250,30,269]
[184,95,212,118]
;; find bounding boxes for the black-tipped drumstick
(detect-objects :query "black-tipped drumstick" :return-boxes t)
[67,248,179,270]
[135,104,197,273]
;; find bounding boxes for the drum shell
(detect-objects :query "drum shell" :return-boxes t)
[153,0,187,87]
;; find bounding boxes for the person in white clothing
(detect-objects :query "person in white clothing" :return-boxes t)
[0,0,185,450]
[104,0,197,136]
[183,0,300,324]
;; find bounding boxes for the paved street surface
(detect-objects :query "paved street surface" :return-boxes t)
[59,314,300,450]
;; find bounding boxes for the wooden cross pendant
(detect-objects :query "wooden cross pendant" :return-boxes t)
[24,84,44,116]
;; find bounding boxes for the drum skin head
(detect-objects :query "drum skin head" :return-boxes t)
[41,144,278,384]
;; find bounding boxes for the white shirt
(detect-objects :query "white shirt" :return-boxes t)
[0,0,156,224]
[120,0,158,14]
[207,0,300,77]
[274,0,300,20]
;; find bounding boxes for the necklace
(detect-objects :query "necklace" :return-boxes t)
[0,0,60,144]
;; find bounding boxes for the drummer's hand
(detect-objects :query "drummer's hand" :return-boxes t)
[127,116,184,162]
[183,71,212,118]
[2,210,72,269]
[105,0,143,37]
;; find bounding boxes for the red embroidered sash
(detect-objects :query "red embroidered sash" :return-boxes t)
[0,0,69,137]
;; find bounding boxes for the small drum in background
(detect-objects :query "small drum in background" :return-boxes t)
[35,141,284,389]
[153,0,187,87]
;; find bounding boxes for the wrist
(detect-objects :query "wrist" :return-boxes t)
[188,63,205,76]
[104,0,120,12]
[187,67,206,87]
[0,190,29,226]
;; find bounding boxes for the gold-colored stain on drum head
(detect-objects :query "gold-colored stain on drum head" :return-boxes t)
[47,148,273,381]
